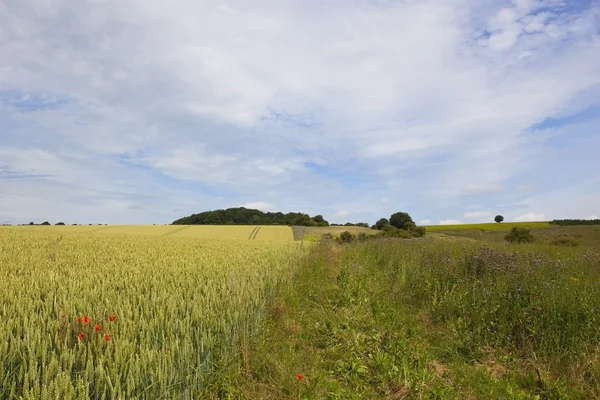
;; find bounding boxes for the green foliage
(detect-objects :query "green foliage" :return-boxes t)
[312,215,329,227]
[55,222,65,226]
[505,227,534,243]
[41,221,50,225]
[28,222,34,225]
[390,212,414,230]
[374,218,389,230]
[550,219,600,226]
[355,222,369,228]
[338,230,356,243]
[495,215,504,223]
[381,225,413,238]
[414,226,426,237]
[172,207,328,227]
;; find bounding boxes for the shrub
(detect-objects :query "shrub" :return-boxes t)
[339,231,356,243]
[413,226,426,237]
[495,215,504,223]
[41,221,51,226]
[504,227,534,243]
[56,222,65,226]
[357,232,368,241]
[382,225,412,239]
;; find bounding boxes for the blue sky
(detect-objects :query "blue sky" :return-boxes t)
[1,0,599,225]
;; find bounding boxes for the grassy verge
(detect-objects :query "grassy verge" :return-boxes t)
[239,238,600,398]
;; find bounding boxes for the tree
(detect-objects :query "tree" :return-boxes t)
[375,218,389,230]
[495,215,504,223]
[55,222,65,226]
[389,212,414,230]
[28,222,34,225]
[41,221,50,225]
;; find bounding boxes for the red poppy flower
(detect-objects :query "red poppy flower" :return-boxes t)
[84,316,90,324]
[104,334,110,341]
[296,374,303,381]
[77,316,83,324]
[95,324,101,332]
[109,315,117,322]
[78,332,84,340]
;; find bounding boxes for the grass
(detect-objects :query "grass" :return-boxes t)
[239,234,600,398]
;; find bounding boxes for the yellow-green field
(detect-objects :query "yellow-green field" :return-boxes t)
[0,227,304,398]
[5,225,294,241]
[425,221,551,232]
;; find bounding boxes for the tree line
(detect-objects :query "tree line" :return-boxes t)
[549,219,600,226]
[172,207,330,227]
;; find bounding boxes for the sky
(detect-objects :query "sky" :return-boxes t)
[1,0,599,226]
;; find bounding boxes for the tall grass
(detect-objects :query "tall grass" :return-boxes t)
[342,240,600,357]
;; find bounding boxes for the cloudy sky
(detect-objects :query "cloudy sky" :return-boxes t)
[1,0,599,225]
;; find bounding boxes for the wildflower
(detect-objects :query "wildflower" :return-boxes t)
[109,314,117,322]
[84,316,90,324]
[296,374,303,381]
[104,334,110,341]
[96,324,101,332]
[78,332,84,340]
[77,316,83,324]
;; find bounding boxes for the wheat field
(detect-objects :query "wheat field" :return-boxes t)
[0,227,304,398]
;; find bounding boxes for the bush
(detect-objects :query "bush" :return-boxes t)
[41,221,51,226]
[339,231,356,243]
[495,215,504,223]
[382,225,413,239]
[56,222,65,226]
[413,226,426,237]
[504,227,534,243]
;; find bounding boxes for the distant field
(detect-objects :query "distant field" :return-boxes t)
[426,221,552,232]
[4,225,294,241]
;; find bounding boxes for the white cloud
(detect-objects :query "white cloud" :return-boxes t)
[514,212,546,222]
[240,201,274,212]
[418,219,432,226]
[589,215,599,220]
[440,219,462,225]
[0,1,599,224]
[334,210,349,218]
[463,211,492,219]
[464,185,504,194]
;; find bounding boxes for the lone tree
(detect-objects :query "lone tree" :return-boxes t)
[390,212,414,230]
[495,215,504,223]
[41,221,51,225]
[374,218,390,230]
